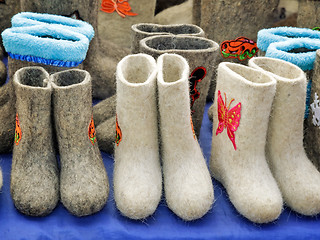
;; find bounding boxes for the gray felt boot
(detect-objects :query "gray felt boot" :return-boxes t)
[20,0,130,99]
[50,69,109,217]
[140,35,219,137]
[297,0,320,28]
[11,66,59,217]
[131,23,205,54]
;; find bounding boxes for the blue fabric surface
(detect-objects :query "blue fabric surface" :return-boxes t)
[2,24,89,62]
[257,27,320,51]
[1,101,320,239]
[11,12,94,41]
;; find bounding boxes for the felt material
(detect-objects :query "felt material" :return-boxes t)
[96,116,115,154]
[131,23,205,54]
[157,53,213,221]
[200,0,279,45]
[210,62,282,223]
[249,57,320,216]
[192,0,201,26]
[11,66,59,216]
[0,77,16,153]
[7,57,83,84]
[2,25,90,63]
[297,1,320,29]
[20,0,130,99]
[305,49,320,169]
[0,60,6,86]
[51,69,109,217]
[114,53,161,220]
[207,103,213,122]
[257,27,320,52]
[153,0,193,26]
[265,38,320,71]
[140,35,219,137]
[93,94,116,127]
[99,0,156,48]
[11,12,94,41]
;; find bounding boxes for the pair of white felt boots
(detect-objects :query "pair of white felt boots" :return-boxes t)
[211,57,320,223]
[113,53,213,220]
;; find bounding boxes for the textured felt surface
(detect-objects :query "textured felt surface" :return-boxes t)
[1,58,320,238]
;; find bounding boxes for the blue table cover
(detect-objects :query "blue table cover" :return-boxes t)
[1,57,320,240]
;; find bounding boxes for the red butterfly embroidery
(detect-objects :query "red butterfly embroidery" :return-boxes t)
[216,90,241,150]
[101,0,138,18]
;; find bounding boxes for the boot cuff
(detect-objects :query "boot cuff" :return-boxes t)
[2,25,90,67]
[257,27,320,52]
[11,12,94,41]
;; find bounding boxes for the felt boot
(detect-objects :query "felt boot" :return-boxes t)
[157,53,213,221]
[113,54,161,220]
[0,59,6,86]
[153,0,193,25]
[131,23,205,54]
[96,116,115,154]
[140,35,219,137]
[306,50,320,169]
[249,57,320,216]
[50,69,109,216]
[20,0,130,99]
[2,24,90,81]
[210,62,282,223]
[11,66,59,216]
[297,0,320,28]
[0,0,20,47]
[93,94,116,127]
[192,0,201,26]
[99,0,156,49]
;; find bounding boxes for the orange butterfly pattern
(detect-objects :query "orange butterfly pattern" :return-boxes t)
[88,116,97,145]
[15,113,22,146]
[101,0,138,18]
[115,115,122,146]
[216,90,241,150]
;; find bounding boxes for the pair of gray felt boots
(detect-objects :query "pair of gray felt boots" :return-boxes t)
[11,67,109,217]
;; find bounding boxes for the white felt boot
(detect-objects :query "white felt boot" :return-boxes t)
[113,54,162,220]
[249,57,320,216]
[157,53,214,221]
[210,62,283,223]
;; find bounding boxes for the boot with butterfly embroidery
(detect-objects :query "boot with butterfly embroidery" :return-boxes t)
[249,57,320,216]
[11,66,59,216]
[113,54,162,220]
[20,0,130,99]
[50,69,109,216]
[158,53,213,221]
[210,62,283,223]
[140,35,219,137]
[99,0,156,49]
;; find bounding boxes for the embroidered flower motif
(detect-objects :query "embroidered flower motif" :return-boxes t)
[189,66,206,111]
[88,116,97,145]
[220,37,258,61]
[216,90,241,150]
[115,115,122,146]
[15,113,22,145]
[101,0,138,18]
[311,92,320,127]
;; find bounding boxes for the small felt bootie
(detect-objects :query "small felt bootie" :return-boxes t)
[140,35,219,137]
[158,53,213,221]
[113,54,162,220]
[210,62,282,224]
[2,24,90,81]
[51,69,109,217]
[11,66,59,216]
[131,23,204,54]
[249,57,320,216]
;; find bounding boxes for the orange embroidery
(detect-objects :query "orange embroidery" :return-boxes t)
[88,116,97,145]
[116,115,122,146]
[101,0,138,18]
[15,113,22,145]
[190,116,196,140]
